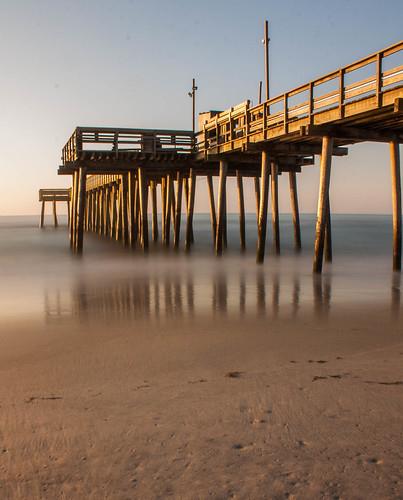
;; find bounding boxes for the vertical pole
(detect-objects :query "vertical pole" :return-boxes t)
[115,181,122,241]
[174,171,183,249]
[324,196,332,262]
[184,177,194,244]
[256,151,270,263]
[110,184,117,238]
[215,161,228,256]
[258,81,262,105]
[67,200,71,228]
[150,180,159,243]
[236,170,246,251]
[390,140,402,271]
[76,167,87,254]
[254,176,260,228]
[271,160,280,254]
[185,169,196,251]
[264,20,270,101]
[289,171,302,251]
[164,174,173,246]
[207,174,217,245]
[122,174,129,246]
[128,171,137,247]
[138,167,149,251]
[161,177,167,245]
[313,136,333,273]
[53,199,58,228]
[40,201,45,228]
[223,189,228,250]
[171,179,176,235]
[71,170,79,250]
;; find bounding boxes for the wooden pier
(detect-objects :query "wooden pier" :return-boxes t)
[58,41,403,272]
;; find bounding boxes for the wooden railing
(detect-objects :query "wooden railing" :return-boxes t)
[62,127,194,164]
[39,188,71,202]
[197,40,403,154]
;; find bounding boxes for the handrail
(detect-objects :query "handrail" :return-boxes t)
[62,127,195,164]
[197,40,403,154]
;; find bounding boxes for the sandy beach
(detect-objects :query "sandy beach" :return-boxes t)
[0,217,402,499]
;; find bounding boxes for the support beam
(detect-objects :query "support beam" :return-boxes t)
[390,140,402,271]
[185,170,196,252]
[207,174,217,245]
[289,171,302,251]
[174,171,183,249]
[184,177,194,244]
[236,170,246,251]
[271,160,280,254]
[53,200,58,228]
[313,136,334,273]
[324,196,332,262]
[121,174,129,246]
[138,167,149,251]
[254,176,260,228]
[216,161,228,256]
[128,171,137,247]
[256,152,270,263]
[70,170,79,249]
[40,201,45,228]
[76,167,87,254]
[161,178,167,244]
[150,180,158,243]
[164,174,173,246]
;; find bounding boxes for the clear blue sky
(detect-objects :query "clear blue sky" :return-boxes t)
[0,0,402,215]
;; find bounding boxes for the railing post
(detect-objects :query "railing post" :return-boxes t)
[339,69,345,119]
[376,52,383,107]
[309,82,314,125]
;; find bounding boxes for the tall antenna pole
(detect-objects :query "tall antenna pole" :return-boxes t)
[263,20,270,101]
[188,78,198,134]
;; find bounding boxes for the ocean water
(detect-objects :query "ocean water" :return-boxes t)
[0,214,401,328]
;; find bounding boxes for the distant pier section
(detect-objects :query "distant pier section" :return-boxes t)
[39,188,71,228]
[58,41,403,272]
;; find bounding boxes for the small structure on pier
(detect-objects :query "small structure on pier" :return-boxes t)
[39,189,71,228]
[58,40,403,272]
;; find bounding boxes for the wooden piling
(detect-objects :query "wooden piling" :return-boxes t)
[289,171,302,251]
[185,169,196,252]
[71,170,79,249]
[161,178,167,244]
[184,177,194,244]
[256,151,270,263]
[174,171,183,249]
[216,161,228,256]
[121,175,129,245]
[207,174,217,245]
[52,200,58,228]
[76,167,87,254]
[150,180,158,243]
[40,201,45,228]
[254,176,260,227]
[390,140,402,271]
[324,196,332,262]
[313,136,334,273]
[164,174,173,246]
[138,167,149,250]
[271,160,280,254]
[236,170,246,251]
[128,171,137,247]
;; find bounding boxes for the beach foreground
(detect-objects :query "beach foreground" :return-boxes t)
[0,217,402,499]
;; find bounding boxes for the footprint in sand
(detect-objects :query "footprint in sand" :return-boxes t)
[225,371,243,378]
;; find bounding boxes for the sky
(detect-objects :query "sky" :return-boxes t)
[0,0,402,215]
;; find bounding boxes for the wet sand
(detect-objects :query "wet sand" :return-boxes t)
[0,216,402,499]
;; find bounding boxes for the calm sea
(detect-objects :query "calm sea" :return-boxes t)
[0,214,401,327]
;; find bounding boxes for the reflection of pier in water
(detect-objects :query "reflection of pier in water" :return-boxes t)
[44,272,401,324]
